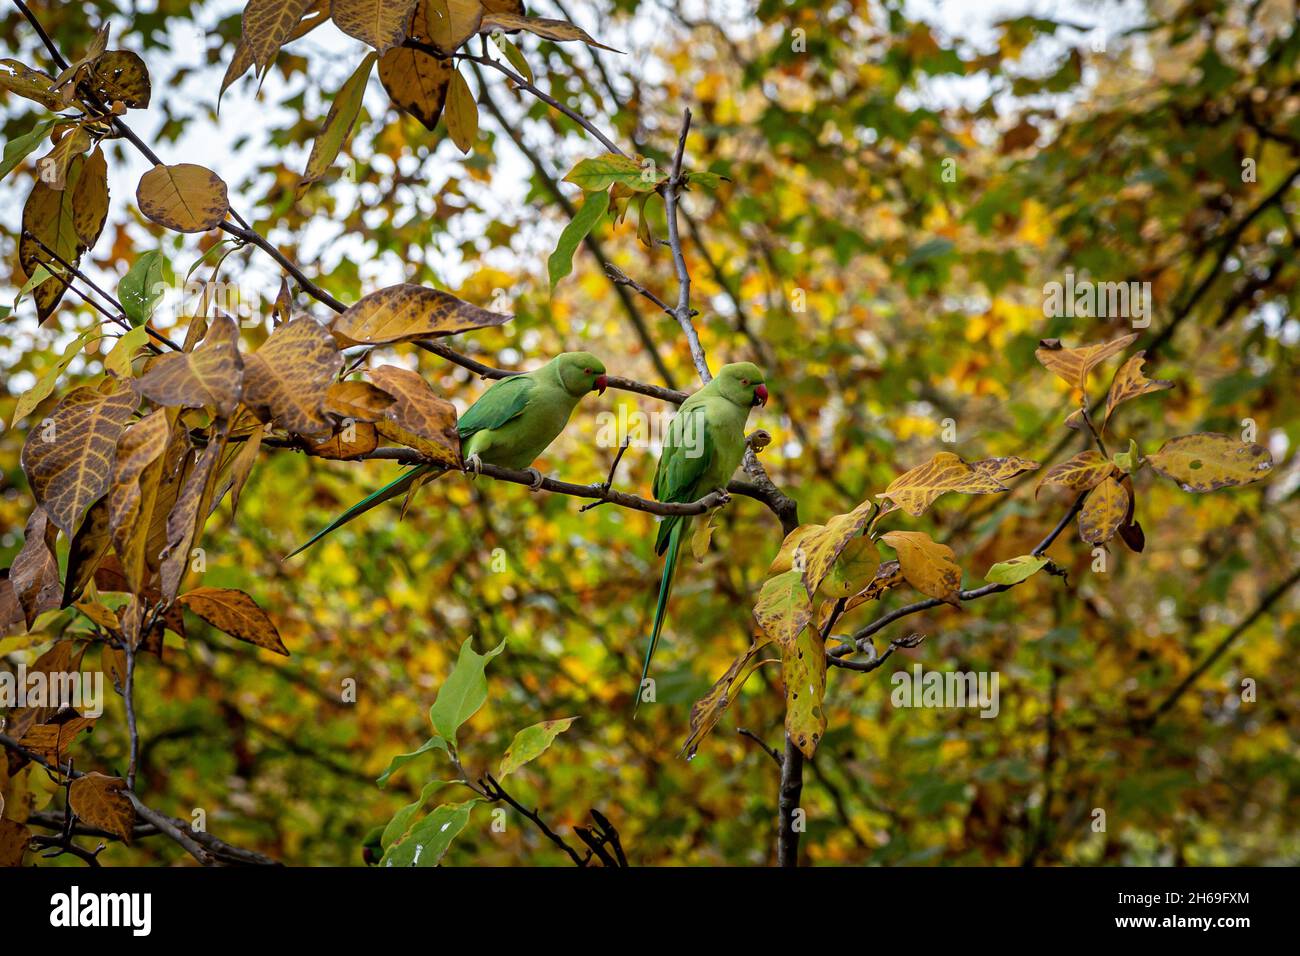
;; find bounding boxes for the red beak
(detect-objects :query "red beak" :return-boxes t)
[594,374,608,395]
[754,383,768,407]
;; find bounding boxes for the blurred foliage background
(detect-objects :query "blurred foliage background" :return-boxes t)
[2,0,1299,865]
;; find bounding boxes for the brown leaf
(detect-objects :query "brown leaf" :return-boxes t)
[10,508,61,630]
[1104,351,1173,430]
[308,421,380,459]
[86,50,151,108]
[879,451,1009,517]
[324,380,396,421]
[680,636,773,759]
[68,772,134,842]
[227,428,264,515]
[1078,476,1129,545]
[368,365,462,467]
[0,819,30,867]
[968,455,1040,484]
[178,586,288,655]
[1034,333,1137,392]
[1145,433,1273,493]
[136,163,230,233]
[135,315,243,415]
[20,378,138,538]
[840,559,905,617]
[1036,450,1116,497]
[880,530,962,606]
[18,715,97,764]
[107,408,171,542]
[61,494,112,608]
[242,0,315,74]
[18,149,108,322]
[242,317,343,437]
[379,42,452,131]
[158,432,226,602]
[477,12,624,53]
[333,284,511,345]
[333,0,420,52]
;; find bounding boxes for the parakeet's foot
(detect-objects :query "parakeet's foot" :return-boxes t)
[525,467,545,491]
[465,453,483,479]
[713,487,732,505]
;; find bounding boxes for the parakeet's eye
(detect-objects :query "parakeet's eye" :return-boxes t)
[584,367,592,373]
[740,378,749,385]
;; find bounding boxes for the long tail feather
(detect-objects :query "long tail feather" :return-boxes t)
[285,464,437,559]
[636,517,687,713]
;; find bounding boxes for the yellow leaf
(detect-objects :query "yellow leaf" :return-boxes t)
[136,163,230,234]
[242,0,315,74]
[680,635,773,759]
[880,530,962,606]
[242,317,343,437]
[752,569,813,651]
[478,12,624,53]
[879,451,1009,517]
[1036,450,1116,497]
[368,365,462,467]
[1146,433,1273,493]
[690,509,716,563]
[444,67,478,153]
[331,283,511,344]
[1034,333,1137,392]
[425,0,483,51]
[379,43,452,131]
[1078,476,1128,544]
[332,0,420,52]
[135,315,244,416]
[782,625,826,759]
[1104,350,1173,430]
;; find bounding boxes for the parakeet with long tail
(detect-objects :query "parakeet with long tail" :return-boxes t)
[288,351,607,558]
[638,362,767,704]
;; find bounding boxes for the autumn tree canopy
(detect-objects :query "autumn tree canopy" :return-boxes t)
[1,0,1298,869]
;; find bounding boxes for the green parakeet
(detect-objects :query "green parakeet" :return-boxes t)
[639,362,768,702]
[288,351,607,557]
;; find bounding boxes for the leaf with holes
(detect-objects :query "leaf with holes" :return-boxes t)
[86,50,151,108]
[782,625,827,759]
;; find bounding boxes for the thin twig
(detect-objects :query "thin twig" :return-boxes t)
[737,728,784,768]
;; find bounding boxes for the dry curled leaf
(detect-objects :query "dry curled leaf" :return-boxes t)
[135,315,243,415]
[478,12,624,53]
[1104,350,1173,430]
[879,452,1009,517]
[10,507,61,630]
[680,636,772,759]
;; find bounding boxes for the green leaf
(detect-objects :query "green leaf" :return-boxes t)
[381,799,479,866]
[376,734,448,787]
[1112,438,1139,474]
[686,170,728,190]
[548,189,609,289]
[563,153,662,192]
[1,117,57,181]
[103,324,150,377]
[984,554,1049,585]
[299,51,377,189]
[427,637,506,743]
[380,779,458,849]
[118,249,166,326]
[491,34,533,85]
[498,716,576,779]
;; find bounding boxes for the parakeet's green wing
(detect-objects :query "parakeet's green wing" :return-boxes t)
[457,374,535,440]
[652,404,713,554]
